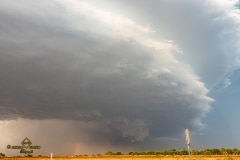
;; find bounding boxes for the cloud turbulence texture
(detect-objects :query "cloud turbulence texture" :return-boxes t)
[0,0,239,155]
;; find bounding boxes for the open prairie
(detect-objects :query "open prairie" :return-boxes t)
[3,155,240,160]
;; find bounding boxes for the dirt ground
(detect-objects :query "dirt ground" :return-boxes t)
[3,155,240,160]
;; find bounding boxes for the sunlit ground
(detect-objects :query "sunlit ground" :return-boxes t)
[3,155,240,160]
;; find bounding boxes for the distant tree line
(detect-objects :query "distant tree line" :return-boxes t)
[103,148,240,156]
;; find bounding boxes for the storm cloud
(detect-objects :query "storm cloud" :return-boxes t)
[0,0,239,155]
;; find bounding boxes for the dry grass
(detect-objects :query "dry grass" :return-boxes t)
[3,155,240,160]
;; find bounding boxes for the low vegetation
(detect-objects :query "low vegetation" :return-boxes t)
[3,148,240,160]
[103,148,240,156]
[3,155,240,160]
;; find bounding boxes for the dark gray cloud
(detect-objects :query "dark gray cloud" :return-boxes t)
[2,0,240,155]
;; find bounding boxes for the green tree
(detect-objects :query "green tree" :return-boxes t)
[210,148,221,155]
[191,149,199,155]
[220,148,227,155]
[105,151,114,155]
[145,150,155,155]
[179,148,188,155]
[128,152,133,155]
[232,148,240,155]
[116,152,122,155]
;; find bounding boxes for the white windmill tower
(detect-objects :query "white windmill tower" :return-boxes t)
[185,129,191,157]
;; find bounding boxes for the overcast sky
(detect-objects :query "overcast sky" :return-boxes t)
[0,0,240,156]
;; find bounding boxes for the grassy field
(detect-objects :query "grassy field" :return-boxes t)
[3,155,240,160]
